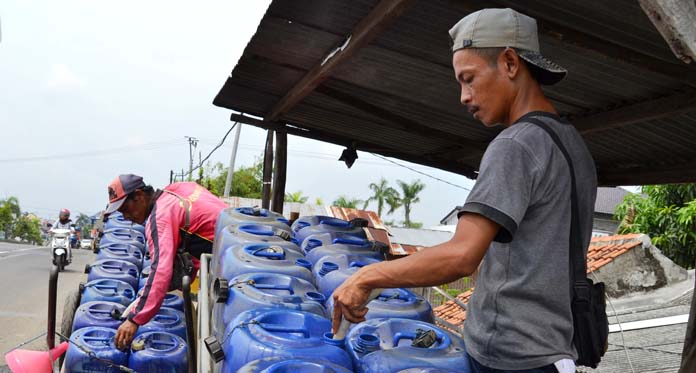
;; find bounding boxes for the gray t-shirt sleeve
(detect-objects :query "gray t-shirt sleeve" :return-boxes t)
[459,137,540,243]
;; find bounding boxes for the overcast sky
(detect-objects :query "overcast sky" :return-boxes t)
[0,0,480,227]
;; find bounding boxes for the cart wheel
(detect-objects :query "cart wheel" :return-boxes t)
[61,288,81,338]
[59,288,81,366]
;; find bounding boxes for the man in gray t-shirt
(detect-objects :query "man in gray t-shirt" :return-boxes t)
[331,8,596,372]
[462,110,596,370]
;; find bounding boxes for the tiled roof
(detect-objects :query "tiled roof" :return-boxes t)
[433,234,647,329]
[433,288,473,333]
[329,207,388,231]
[587,233,643,272]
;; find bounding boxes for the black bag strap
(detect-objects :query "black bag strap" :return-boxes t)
[525,117,591,309]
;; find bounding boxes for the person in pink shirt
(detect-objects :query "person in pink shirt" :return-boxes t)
[103,174,227,350]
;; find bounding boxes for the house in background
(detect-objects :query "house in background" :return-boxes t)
[434,233,688,324]
[592,187,630,237]
[433,233,691,372]
[438,187,632,237]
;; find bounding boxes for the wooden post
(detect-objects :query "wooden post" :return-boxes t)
[271,130,287,214]
[261,130,274,210]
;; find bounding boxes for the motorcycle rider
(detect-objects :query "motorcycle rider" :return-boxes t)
[51,209,74,260]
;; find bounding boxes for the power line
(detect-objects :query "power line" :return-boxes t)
[183,122,238,178]
[195,139,434,169]
[369,153,472,191]
[193,133,473,191]
[0,138,182,163]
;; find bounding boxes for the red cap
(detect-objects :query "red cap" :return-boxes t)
[105,174,146,214]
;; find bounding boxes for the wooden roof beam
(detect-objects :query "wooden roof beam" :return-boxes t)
[230,113,478,178]
[639,0,696,64]
[598,160,696,186]
[573,90,696,135]
[315,85,488,152]
[265,0,415,122]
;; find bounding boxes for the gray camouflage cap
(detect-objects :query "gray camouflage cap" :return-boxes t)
[449,8,567,85]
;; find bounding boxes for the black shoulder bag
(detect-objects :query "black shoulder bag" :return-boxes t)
[527,117,609,368]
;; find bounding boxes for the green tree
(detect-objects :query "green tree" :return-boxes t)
[12,214,42,244]
[396,179,425,228]
[75,213,91,228]
[332,196,363,209]
[385,192,402,216]
[363,178,398,218]
[315,197,324,206]
[285,191,309,203]
[615,184,696,268]
[75,213,93,237]
[200,159,264,198]
[0,197,21,237]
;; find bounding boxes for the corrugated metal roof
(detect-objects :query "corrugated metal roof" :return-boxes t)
[214,0,696,185]
[594,187,630,215]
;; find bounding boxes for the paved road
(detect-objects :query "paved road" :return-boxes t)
[0,242,94,366]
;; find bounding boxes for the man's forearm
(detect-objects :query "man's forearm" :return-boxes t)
[356,240,476,290]
[353,212,498,291]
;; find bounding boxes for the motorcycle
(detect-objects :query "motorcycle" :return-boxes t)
[69,230,78,250]
[50,228,72,271]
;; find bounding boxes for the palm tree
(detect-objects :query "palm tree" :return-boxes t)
[284,191,309,203]
[75,213,92,228]
[396,179,426,228]
[332,195,364,209]
[385,191,402,216]
[363,178,398,217]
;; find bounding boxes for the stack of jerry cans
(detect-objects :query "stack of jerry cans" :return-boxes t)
[207,211,471,372]
[66,211,188,372]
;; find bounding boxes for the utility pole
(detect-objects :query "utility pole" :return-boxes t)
[185,136,198,181]
[197,151,202,183]
[223,124,242,198]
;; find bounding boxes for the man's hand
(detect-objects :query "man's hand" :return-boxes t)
[115,319,138,351]
[331,269,372,334]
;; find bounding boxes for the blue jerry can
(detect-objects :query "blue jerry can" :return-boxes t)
[64,327,127,372]
[238,356,353,373]
[346,318,470,373]
[80,279,135,306]
[292,216,367,246]
[86,259,139,290]
[72,301,125,332]
[313,254,381,298]
[327,288,434,324]
[210,308,352,373]
[217,242,312,284]
[129,331,188,373]
[211,272,327,336]
[215,207,290,236]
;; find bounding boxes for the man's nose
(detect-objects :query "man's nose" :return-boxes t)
[460,87,472,105]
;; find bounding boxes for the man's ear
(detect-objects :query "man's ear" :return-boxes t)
[499,48,520,79]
